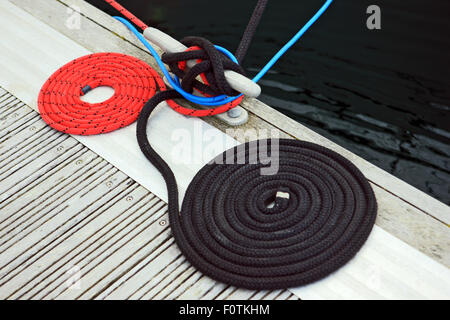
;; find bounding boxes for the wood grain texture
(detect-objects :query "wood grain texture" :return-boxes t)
[0,92,296,300]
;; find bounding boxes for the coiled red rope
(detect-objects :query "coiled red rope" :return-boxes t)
[37,0,252,135]
[38,47,243,135]
[38,52,178,135]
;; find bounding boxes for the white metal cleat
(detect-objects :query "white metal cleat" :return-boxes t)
[146,27,255,126]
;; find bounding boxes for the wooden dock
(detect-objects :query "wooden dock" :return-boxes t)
[0,0,449,300]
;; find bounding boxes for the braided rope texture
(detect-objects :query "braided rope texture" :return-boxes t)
[235,0,269,63]
[161,37,244,116]
[38,53,174,135]
[137,94,378,290]
[38,37,247,135]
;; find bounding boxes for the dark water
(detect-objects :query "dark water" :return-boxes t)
[87,0,450,204]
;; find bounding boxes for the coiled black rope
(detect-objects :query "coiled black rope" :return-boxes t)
[133,0,376,290]
[137,95,378,290]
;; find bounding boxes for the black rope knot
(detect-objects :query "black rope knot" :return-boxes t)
[162,37,246,97]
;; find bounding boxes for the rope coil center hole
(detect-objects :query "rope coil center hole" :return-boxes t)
[80,86,115,104]
[264,190,290,209]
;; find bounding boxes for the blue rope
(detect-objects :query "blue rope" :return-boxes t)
[114,17,238,106]
[114,0,333,106]
[253,0,334,82]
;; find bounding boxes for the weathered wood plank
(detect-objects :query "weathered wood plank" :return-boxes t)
[0,94,296,300]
